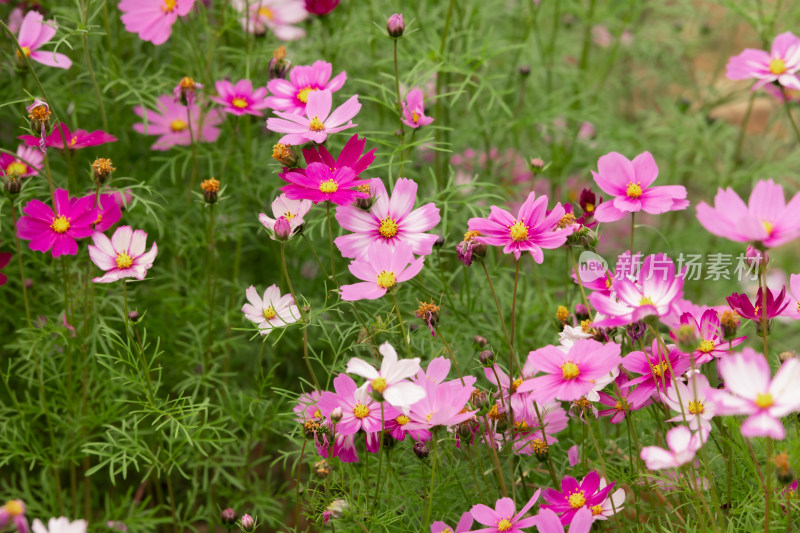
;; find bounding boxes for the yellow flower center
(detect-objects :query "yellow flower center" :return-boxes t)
[319,179,338,194]
[297,86,317,103]
[514,420,530,431]
[698,340,715,353]
[232,98,248,109]
[561,361,580,380]
[376,270,396,289]
[6,161,27,176]
[16,46,31,59]
[258,6,274,19]
[497,519,513,531]
[283,211,296,220]
[379,218,399,238]
[509,220,529,242]
[50,215,70,234]
[170,119,188,132]
[263,306,276,320]
[762,220,774,235]
[353,404,370,419]
[115,251,133,269]
[396,415,410,425]
[162,0,177,13]
[770,58,787,75]
[411,111,420,123]
[309,116,325,132]
[651,361,669,378]
[4,501,23,516]
[568,490,587,509]
[627,182,643,198]
[510,378,523,393]
[591,504,604,516]
[585,202,595,212]
[94,214,103,225]
[756,393,774,409]
[313,408,322,419]
[688,400,705,415]
[69,136,78,146]
[372,377,387,393]
[639,296,655,306]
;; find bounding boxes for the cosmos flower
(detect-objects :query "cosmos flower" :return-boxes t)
[88,226,158,283]
[87,193,123,233]
[401,88,434,129]
[119,0,196,46]
[345,342,425,408]
[640,425,708,470]
[133,95,223,150]
[663,373,715,432]
[232,0,307,40]
[534,508,593,533]
[430,512,473,533]
[259,194,311,238]
[339,242,424,301]
[591,151,689,223]
[19,123,117,150]
[210,79,270,116]
[726,286,789,323]
[266,60,347,115]
[318,373,399,436]
[726,32,800,91]
[467,191,573,262]
[0,144,42,178]
[335,177,440,259]
[0,500,29,533]
[266,90,360,145]
[470,491,542,533]
[16,189,98,257]
[241,284,301,335]
[597,373,645,424]
[281,162,368,205]
[304,0,339,15]
[670,309,746,364]
[31,517,87,533]
[15,10,71,69]
[622,339,690,407]
[541,471,615,525]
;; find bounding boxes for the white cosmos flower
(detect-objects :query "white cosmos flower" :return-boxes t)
[346,342,425,408]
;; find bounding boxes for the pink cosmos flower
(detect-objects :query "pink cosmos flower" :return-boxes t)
[210,80,269,116]
[590,254,684,327]
[16,189,98,257]
[339,242,424,301]
[431,512,473,533]
[727,286,789,323]
[622,339,690,407]
[516,339,621,403]
[133,95,223,150]
[541,471,615,525]
[0,144,42,178]
[787,273,800,319]
[88,226,158,283]
[266,60,347,115]
[266,89,360,145]
[281,162,367,205]
[19,123,117,150]
[232,0,307,40]
[405,362,476,431]
[241,284,300,334]
[119,0,196,46]
[15,10,71,69]
[88,193,123,233]
[470,490,541,533]
[401,88,434,129]
[335,177,440,259]
[259,194,311,237]
[467,191,573,262]
[534,508,593,533]
[319,373,400,436]
[0,248,10,287]
[345,342,425,408]
[670,309,746,364]
[592,478,625,521]
[726,32,800,91]
[288,134,374,176]
[705,348,800,439]
[293,391,323,423]
[591,151,689,223]
[663,374,715,432]
[696,179,800,248]
[510,398,569,455]
[640,425,708,470]
[597,373,647,424]
[0,500,29,533]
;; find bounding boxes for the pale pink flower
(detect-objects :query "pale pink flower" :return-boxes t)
[119,0,196,46]
[133,95,223,150]
[0,500,29,533]
[232,0,307,40]
[534,508,593,533]
[15,10,71,69]
[241,284,300,334]
[266,89,360,145]
[640,426,708,470]
[258,194,311,237]
[339,242,424,301]
[88,226,158,283]
[663,374,715,432]
[345,342,425,408]
[726,32,800,91]
[0,144,42,178]
[210,79,269,117]
[266,60,347,115]
[318,373,399,436]
[31,517,87,533]
[401,88,433,128]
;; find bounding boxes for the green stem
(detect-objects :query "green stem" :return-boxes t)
[390,292,412,358]
[733,92,756,163]
[480,261,521,375]
[422,435,437,528]
[326,202,338,284]
[433,0,456,186]
[371,404,385,511]
[780,87,800,144]
[509,259,521,367]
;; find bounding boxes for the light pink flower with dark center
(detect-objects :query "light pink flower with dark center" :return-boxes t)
[401,88,433,129]
[339,242,424,301]
[335,177,440,260]
[133,95,223,151]
[0,500,29,533]
[119,0,196,46]
[19,123,117,150]
[232,0,308,40]
[591,151,689,223]
[470,490,541,533]
[266,89,360,145]
[88,226,158,283]
[726,32,800,91]
[266,60,347,114]
[15,10,71,69]
[211,80,270,117]
[16,188,98,257]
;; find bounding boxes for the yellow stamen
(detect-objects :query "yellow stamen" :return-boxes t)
[626,182,643,198]
[258,6,274,19]
[297,87,317,104]
[568,490,586,509]
[379,218,399,238]
[162,0,177,13]
[309,116,325,132]
[50,215,70,234]
[769,58,787,75]
[283,211,296,220]
[509,220,529,242]
[396,415,410,425]
[16,46,31,59]
[6,162,27,176]
[94,214,103,226]
[69,136,78,147]
[371,377,387,393]
[115,251,133,269]
[763,220,774,235]
[232,98,248,109]
[411,111,420,123]
[510,378,523,393]
[313,408,321,419]
[698,340,715,353]
[497,519,513,531]
[263,306,276,320]
[591,504,604,516]
[688,400,705,415]
[4,501,23,516]
[640,296,655,306]
[556,305,569,323]
[651,361,669,378]
[561,361,580,380]
[353,404,370,419]
[319,179,338,194]
[376,270,396,289]
[585,202,595,212]
[170,119,188,132]
[756,393,774,409]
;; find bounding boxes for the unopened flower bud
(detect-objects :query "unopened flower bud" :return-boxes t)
[268,46,291,80]
[478,349,494,366]
[24,278,33,289]
[473,335,488,348]
[674,324,698,354]
[780,351,796,364]
[531,439,549,462]
[433,234,445,248]
[4,175,21,195]
[574,304,589,321]
[519,65,531,76]
[719,309,740,339]
[128,310,140,323]
[387,13,405,38]
[330,407,343,423]
[394,128,404,137]
[408,322,418,332]
[626,321,646,342]
[470,389,488,409]
[272,143,298,167]
[240,514,255,532]
[91,158,115,184]
[457,421,473,439]
[221,508,237,525]
[413,441,429,459]
[273,217,293,241]
[201,178,220,204]
[529,157,545,171]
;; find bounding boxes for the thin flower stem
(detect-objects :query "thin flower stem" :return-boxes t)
[280,242,319,389]
[733,92,756,163]
[433,326,465,385]
[780,87,800,144]
[134,322,155,404]
[43,151,56,201]
[371,404,385,511]
[295,440,307,533]
[480,415,508,496]
[586,420,619,519]
[205,205,217,360]
[186,109,199,203]
[10,203,31,323]
[531,400,559,487]
[480,261,521,376]
[390,292,412,358]
[630,212,635,253]
[393,39,404,131]
[301,233,330,282]
[326,202,338,284]
[509,259,521,357]
[433,0,455,186]
[765,437,773,533]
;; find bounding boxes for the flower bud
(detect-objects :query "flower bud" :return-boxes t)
[272,143,298,167]
[457,421,473,439]
[674,324,698,354]
[574,304,589,321]
[91,158,115,184]
[780,351,796,365]
[519,65,531,76]
[330,407,343,423]
[128,310,140,323]
[470,389,488,409]
[413,441,429,459]
[433,234,445,248]
[24,278,33,289]
[201,178,220,204]
[719,309,740,339]
[531,439,549,462]
[273,216,293,241]
[472,335,488,348]
[626,321,646,342]
[268,46,291,80]
[4,175,21,195]
[221,508,237,525]
[240,514,255,532]
[387,14,405,38]
[529,157,545,171]
[478,349,494,366]
[746,245,768,274]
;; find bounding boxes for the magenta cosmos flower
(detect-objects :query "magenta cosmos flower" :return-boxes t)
[346,342,425,409]
[15,10,71,69]
[88,193,123,233]
[670,309,745,364]
[266,89,360,145]
[1,144,42,178]
[88,226,158,283]
[591,151,689,223]
[541,471,615,525]
[470,490,541,533]
[19,123,117,150]
[281,162,367,205]
[210,80,269,117]
[241,284,300,335]
[401,89,433,129]
[727,286,789,323]
[133,95,223,150]
[0,248,10,287]
[119,0,196,46]
[705,347,800,439]
[335,177,440,259]
[467,191,573,262]
[318,373,400,436]
[305,0,339,15]
[339,242,424,301]
[431,512,473,533]
[622,339,690,407]
[640,425,708,470]
[233,0,307,40]
[516,339,621,403]
[726,32,800,91]
[534,508,593,533]
[16,189,98,257]
[266,60,347,115]
[0,500,29,533]
[696,179,800,248]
